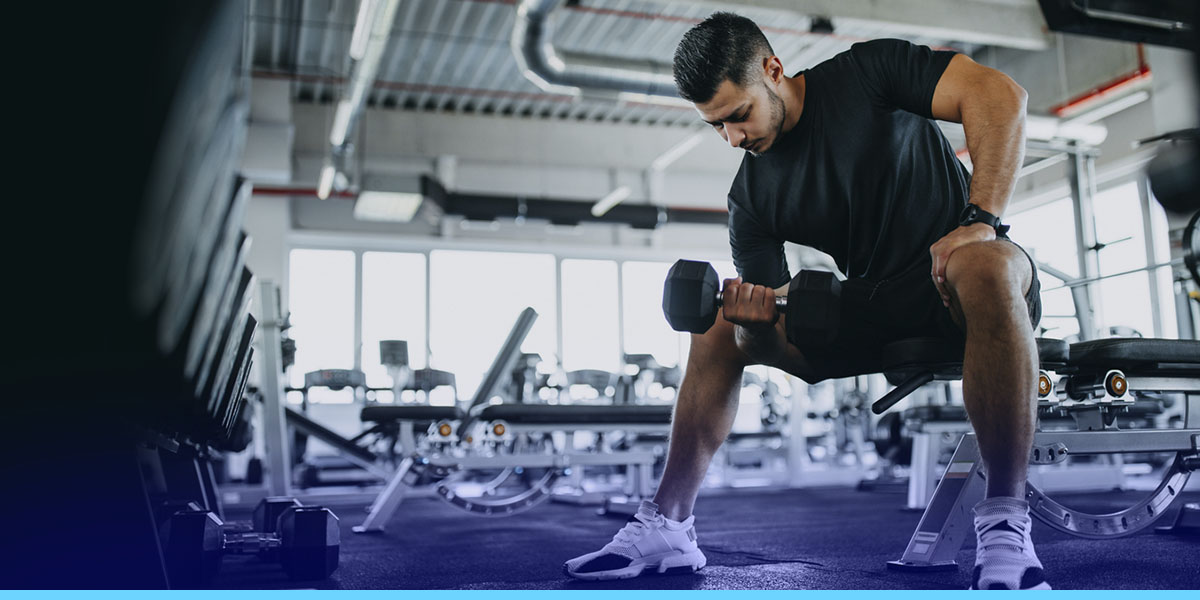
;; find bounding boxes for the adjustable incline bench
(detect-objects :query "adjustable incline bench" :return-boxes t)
[871,336,1200,571]
[353,308,674,533]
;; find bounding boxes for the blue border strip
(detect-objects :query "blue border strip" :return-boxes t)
[7,591,1199,599]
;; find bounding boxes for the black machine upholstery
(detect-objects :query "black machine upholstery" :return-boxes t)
[882,337,1069,382]
[1068,338,1200,372]
[405,368,457,393]
[476,403,673,425]
[1036,338,1070,367]
[873,337,1069,414]
[565,369,617,391]
[360,405,463,423]
[881,338,965,384]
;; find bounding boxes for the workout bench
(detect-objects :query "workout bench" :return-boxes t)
[873,336,1200,571]
[353,308,672,533]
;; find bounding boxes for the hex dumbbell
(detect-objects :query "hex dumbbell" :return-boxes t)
[161,505,340,587]
[662,259,841,347]
[158,497,300,537]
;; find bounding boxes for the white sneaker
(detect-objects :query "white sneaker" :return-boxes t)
[970,498,1051,590]
[563,500,707,580]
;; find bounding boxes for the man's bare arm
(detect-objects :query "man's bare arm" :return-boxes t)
[730,282,818,381]
[930,53,1028,220]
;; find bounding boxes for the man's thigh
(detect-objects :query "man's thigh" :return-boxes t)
[769,243,1042,383]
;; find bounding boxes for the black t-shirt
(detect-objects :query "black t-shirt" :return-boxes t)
[728,39,970,288]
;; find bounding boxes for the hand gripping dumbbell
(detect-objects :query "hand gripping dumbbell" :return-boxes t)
[662,259,841,347]
[161,504,340,587]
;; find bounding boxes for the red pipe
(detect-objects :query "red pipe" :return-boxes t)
[252,186,356,199]
[1050,44,1152,118]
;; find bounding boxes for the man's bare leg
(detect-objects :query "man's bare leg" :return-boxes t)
[653,314,750,521]
[944,240,1036,498]
[564,279,815,580]
[944,240,1050,590]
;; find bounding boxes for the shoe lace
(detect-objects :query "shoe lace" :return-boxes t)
[612,514,655,546]
[976,516,1028,552]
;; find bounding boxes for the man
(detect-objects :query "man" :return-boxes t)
[564,13,1048,590]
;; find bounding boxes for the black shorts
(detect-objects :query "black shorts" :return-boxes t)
[794,237,1041,382]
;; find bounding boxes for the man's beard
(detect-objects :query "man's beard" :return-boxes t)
[753,83,787,156]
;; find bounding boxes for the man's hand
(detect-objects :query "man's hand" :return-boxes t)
[930,222,995,307]
[721,278,780,331]
[722,278,786,364]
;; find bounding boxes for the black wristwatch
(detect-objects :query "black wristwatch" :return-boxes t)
[959,203,1010,236]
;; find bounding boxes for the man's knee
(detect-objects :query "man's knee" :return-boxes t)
[945,241,1031,306]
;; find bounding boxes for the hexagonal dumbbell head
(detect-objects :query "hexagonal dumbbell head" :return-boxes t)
[253,496,303,534]
[662,259,720,333]
[162,510,224,588]
[784,270,841,348]
[278,506,340,580]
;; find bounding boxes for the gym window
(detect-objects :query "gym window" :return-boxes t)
[1093,181,1175,338]
[1007,198,1081,340]
[362,251,428,393]
[288,249,356,404]
[621,260,736,370]
[1093,182,1151,336]
[429,250,557,401]
[561,259,620,372]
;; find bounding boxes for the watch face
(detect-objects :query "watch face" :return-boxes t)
[960,204,977,223]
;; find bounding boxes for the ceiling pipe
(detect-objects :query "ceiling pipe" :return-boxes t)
[252,178,730,229]
[330,0,401,148]
[317,0,401,199]
[512,0,683,102]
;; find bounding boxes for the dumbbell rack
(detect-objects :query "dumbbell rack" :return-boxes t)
[1,1,272,588]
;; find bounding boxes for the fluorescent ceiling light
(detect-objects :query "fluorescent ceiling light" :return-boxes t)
[591,186,632,217]
[1025,115,1108,146]
[354,191,424,222]
[617,91,693,108]
[650,131,705,171]
[317,164,336,200]
[330,100,354,146]
[1064,90,1150,126]
[349,0,376,61]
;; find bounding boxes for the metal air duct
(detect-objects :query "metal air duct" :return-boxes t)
[512,0,682,100]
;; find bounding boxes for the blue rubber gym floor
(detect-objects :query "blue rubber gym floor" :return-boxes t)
[211,485,1200,590]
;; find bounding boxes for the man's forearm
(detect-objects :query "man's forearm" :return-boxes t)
[734,323,786,364]
[961,78,1027,217]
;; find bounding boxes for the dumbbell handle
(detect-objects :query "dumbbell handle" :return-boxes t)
[715,293,788,309]
[224,531,282,554]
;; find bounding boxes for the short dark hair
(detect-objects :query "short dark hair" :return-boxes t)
[672,12,775,104]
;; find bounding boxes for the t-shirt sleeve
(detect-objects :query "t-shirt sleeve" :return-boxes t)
[728,193,790,289]
[849,39,956,119]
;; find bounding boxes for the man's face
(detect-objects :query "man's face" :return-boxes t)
[695,77,786,157]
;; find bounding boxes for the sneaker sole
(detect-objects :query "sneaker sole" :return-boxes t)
[564,549,707,581]
[969,583,1053,591]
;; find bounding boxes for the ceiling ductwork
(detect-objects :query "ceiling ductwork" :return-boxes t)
[421,176,727,229]
[319,0,402,199]
[254,176,730,229]
[512,0,683,101]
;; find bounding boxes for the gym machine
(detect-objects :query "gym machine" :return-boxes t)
[353,307,672,532]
